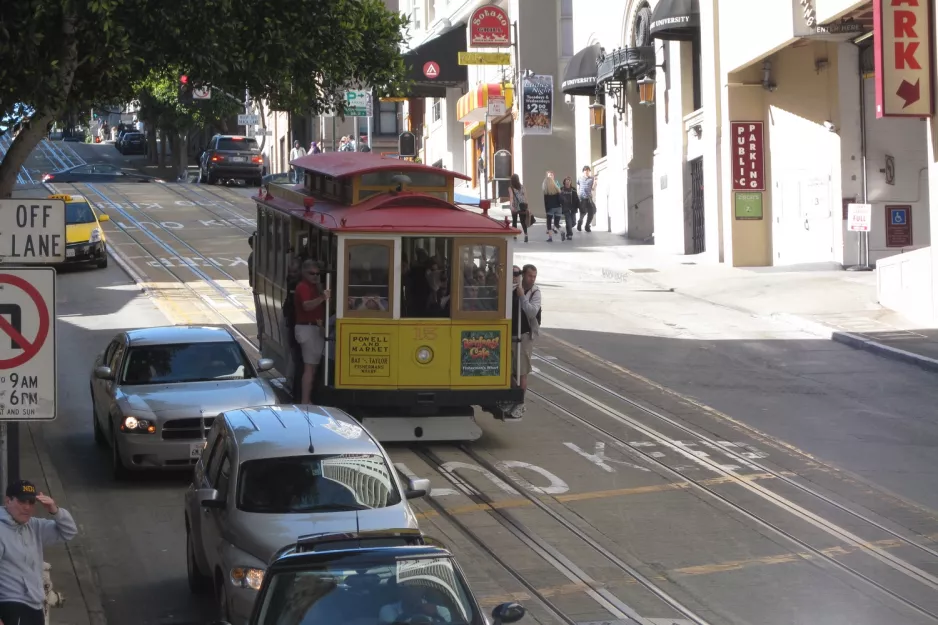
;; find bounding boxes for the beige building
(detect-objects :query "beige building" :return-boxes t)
[567,0,937,324]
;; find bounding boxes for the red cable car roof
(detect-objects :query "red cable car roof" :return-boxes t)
[290,152,471,181]
[258,191,517,235]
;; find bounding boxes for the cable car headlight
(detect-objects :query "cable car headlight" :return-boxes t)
[415,346,433,364]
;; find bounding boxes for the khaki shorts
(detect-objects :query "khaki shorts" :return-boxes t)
[295,323,324,365]
[511,333,534,378]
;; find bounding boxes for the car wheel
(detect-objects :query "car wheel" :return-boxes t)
[207,172,216,185]
[96,249,108,269]
[216,575,230,621]
[111,424,129,481]
[253,177,263,187]
[187,527,211,594]
[91,389,106,446]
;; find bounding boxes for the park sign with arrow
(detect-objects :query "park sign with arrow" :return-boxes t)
[873,0,934,118]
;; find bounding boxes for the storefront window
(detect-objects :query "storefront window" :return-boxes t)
[455,240,505,318]
[345,241,393,318]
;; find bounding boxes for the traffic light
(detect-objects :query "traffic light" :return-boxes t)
[178,74,192,103]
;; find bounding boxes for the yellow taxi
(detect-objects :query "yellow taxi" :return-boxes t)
[49,194,110,268]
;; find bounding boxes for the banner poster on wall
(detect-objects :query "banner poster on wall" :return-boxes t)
[522,75,553,136]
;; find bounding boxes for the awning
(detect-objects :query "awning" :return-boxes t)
[457,83,514,123]
[401,24,468,98]
[561,44,602,96]
[650,0,699,41]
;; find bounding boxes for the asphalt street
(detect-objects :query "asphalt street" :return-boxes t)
[28,139,938,625]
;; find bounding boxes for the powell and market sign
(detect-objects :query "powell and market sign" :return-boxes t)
[792,0,866,37]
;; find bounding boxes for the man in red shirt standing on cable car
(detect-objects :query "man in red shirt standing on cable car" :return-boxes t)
[294,259,331,404]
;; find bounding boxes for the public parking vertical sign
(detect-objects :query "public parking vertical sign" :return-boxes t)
[0,268,56,420]
[873,0,934,117]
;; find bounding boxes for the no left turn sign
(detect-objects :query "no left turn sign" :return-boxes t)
[0,268,56,421]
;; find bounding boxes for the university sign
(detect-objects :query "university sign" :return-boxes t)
[873,0,934,118]
[469,5,511,48]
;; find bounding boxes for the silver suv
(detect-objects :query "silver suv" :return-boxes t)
[184,405,430,625]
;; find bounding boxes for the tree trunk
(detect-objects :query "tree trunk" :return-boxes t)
[176,131,189,181]
[0,115,53,197]
[146,129,158,164]
[160,127,170,169]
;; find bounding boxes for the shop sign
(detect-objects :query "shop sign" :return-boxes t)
[469,5,511,48]
[458,52,512,65]
[348,332,391,377]
[734,192,764,220]
[730,121,765,191]
[885,205,913,246]
[874,0,934,118]
[460,330,501,377]
[487,96,506,116]
[792,0,865,37]
[521,75,553,136]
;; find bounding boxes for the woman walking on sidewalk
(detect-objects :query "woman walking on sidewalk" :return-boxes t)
[542,172,562,242]
[508,173,530,243]
[559,176,579,241]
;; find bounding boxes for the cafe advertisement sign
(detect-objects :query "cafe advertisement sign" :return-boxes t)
[460,330,501,377]
[522,75,553,136]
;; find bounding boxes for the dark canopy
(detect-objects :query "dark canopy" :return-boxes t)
[561,44,602,97]
[650,0,700,41]
[401,24,468,98]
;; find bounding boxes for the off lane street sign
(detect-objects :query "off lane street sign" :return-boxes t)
[0,199,66,263]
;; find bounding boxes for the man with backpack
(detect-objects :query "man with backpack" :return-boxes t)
[506,264,541,421]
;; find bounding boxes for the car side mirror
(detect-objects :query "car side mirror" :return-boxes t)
[94,366,114,380]
[256,358,275,372]
[198,488,225,509]
[98,214,109,222]
[405,477,430,499]
[492,602,525,625]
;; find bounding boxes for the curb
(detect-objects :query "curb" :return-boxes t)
[514,251,632,283]
[772,312,938,373]
[28,425,108,625]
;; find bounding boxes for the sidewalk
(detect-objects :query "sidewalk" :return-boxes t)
[22,423,106,625]
[462,205,938,372]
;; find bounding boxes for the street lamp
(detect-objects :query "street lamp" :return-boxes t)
[637,75,655,106]
[588,101,605,129]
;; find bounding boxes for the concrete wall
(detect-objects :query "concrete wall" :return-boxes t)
[877,247,934,325]
[717,0,795,74]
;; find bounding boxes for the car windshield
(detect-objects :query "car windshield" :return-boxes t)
[217,138,257,151]
[66,202,97,224]
[121,342,254,384]
[237,454,403,513]
[255,556,479,625]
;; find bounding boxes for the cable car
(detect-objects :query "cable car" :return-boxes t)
[251,152,524,442]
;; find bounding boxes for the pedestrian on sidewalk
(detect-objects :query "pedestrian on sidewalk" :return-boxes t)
[577,165,596,232]
[0,481,77,625]
[559,176,580,241]
[309,140,322,154]
[508,174,530,243]
[289,141,306,183]
[542,171,562,242]
[507,264,541,421]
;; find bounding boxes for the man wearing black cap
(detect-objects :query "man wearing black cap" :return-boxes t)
[0,480,77,625]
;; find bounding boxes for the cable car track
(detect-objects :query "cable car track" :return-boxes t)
[524,361,938,623]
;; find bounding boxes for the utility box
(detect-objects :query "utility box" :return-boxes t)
[398,132,416,157]
[493,149,511,180]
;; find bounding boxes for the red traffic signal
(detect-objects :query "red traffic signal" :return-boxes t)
[180,75,189,84]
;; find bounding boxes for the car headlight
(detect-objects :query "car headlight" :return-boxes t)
[230,567,264,590]
[415,346,434,364]
[120,416,155,433]
[89,228,101,243]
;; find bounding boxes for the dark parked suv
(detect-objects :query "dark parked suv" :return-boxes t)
[199,135,264,186]
[118,132,146,155]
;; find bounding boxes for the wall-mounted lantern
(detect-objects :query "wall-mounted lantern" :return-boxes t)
[637,75,655,106]
[588,101,605,129]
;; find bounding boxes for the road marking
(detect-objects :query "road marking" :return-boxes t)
[497,460,569,495]
[564,441,651,473]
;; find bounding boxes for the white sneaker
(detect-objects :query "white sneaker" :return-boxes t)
[506,404,526,420]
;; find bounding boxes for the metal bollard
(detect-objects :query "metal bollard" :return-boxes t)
[42,562,65,625]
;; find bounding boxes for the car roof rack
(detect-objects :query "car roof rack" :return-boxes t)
[271,529,439,562]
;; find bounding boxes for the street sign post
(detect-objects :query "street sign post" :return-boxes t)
[0,199,66,264]
[192,86,211,100]
[237,114,259,126]
[0,268,56,421]
[344,90,373,117]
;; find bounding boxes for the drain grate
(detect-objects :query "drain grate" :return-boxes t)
[628,268,659,273]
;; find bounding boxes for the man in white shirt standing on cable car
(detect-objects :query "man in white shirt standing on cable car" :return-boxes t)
[294,259,331,404]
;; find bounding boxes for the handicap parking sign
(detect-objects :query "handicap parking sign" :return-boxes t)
[891,208,907,225]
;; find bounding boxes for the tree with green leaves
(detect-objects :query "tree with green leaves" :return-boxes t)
[0,0,409,196]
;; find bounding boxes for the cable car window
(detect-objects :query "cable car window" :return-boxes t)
[273,216,283,285]
[281,215,291,283]
[454,240,506,319]
[266,211,275,283]
[401,237,452,318]
[345,241,393,318]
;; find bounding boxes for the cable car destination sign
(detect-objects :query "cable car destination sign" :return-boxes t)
[0,199,67,263]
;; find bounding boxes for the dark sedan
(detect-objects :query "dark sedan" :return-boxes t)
[118,132,146,155]
[42,164,162,184]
